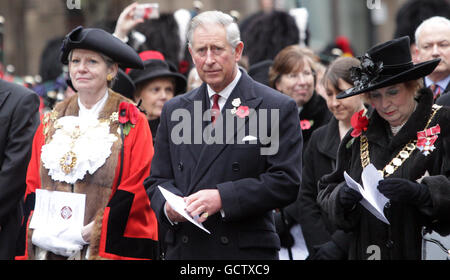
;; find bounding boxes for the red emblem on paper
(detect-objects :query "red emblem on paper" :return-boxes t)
[60,206,73,220]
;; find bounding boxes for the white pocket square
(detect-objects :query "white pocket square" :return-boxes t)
[242,135,257,142]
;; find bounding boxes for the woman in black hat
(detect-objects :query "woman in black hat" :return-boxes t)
[317,36,450,260]
[128,57,186,142]
[16,26,158,260]
[298,57,365,260]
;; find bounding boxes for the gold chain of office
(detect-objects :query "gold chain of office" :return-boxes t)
[360,104,441,178]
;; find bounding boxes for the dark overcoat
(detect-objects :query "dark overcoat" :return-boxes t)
[278,92,331,229]
[299,92,332,151]
[145,71,303,260]
[297,117,350,256]
[317,88,450,260]
[0,80,39,259]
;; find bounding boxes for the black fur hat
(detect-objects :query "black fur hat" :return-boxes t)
[241,11,300,65]
[394,0,450,45]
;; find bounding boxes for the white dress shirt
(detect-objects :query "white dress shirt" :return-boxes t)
[425,76,450,93]
[206,68,242,111]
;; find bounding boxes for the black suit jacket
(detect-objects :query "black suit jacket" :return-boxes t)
[0,80,39,259]
[436,79,450,105]
[145,71,302,259]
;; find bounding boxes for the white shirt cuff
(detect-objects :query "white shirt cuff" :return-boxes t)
[164,203,178,226]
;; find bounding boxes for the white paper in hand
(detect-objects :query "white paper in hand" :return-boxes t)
[29,189,86,230]
[344,164,390,224]
[158,186,211,234]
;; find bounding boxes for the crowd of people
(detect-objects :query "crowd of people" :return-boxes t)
[0,0,450,260]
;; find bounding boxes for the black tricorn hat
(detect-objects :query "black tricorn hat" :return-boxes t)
[128,59,187,95]
[337,36,440,99]
[60,26,144,69]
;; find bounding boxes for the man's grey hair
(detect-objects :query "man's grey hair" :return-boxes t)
[187,10,241,50]
[415,16,450,47]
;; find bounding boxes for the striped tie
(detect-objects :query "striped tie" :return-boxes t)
[430,84,441,100]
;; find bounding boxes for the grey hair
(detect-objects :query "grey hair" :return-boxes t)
[415,16,450,47]
[187,10,241,50]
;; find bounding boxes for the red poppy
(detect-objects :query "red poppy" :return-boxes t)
[178,60,190,75]
[236,106,249,118]
[119,102,139,125]
[300,119,313,130]
[350,109,369,137]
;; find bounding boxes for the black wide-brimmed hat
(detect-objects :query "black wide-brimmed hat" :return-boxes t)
[337,36,440,99]
[60,26,143,69]
[112,69,136,100]
[128,59,187,95]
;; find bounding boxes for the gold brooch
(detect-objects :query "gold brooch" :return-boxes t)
[60,151,77,174]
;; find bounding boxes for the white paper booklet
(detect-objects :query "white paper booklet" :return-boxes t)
[29,189,86,230]
[343,164,390,224]
[158,186,211,234]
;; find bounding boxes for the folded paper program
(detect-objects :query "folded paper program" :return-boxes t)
[29,189,87,257]
[158,186,211,234]
[344,164,390,224]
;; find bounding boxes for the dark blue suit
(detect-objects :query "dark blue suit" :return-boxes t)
[145,71,302,259]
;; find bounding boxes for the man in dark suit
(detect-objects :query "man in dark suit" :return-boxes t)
[145,10,302,260]
[415,16,450,100]
[0,79,40,259]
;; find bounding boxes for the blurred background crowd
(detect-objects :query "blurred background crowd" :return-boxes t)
[0,0,448,115]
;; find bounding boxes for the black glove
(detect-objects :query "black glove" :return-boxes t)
[274,210,294,248]
[338,183,363,211]
[377,178,431,206]
[308,240,346,260]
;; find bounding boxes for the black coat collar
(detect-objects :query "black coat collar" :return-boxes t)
[317,117,340,160]
[300,92,327,119]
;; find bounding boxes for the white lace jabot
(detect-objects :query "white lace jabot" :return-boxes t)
[41,113,118,184]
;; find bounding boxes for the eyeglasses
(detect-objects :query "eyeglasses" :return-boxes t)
[283,70,314,80]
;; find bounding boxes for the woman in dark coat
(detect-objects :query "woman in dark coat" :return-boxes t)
[269,45,331,259]
[298,57,365,259]
[317,36,450,260]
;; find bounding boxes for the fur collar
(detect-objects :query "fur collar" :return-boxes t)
[40,90,129,224]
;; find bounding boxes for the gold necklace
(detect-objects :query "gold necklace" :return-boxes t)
[360,104,441,177]
[57,115,118,175]
[59,124,82,175]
